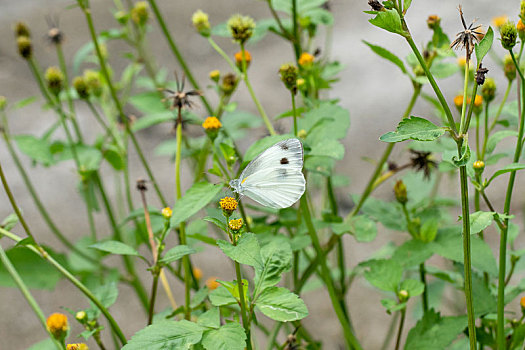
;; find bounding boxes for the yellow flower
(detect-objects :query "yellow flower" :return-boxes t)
[131,1,149,26]
[473,160,485,170]
[220,196,238,216]
[193,267,203,280]
[518,19,525,40]
[161,207,173,219]
[202,116,222,131]
[474,95,483,108]
[227,14,255,44]
[47,313,68,340]
[192,10,210,37]
[206,277,220,290]
[453,95,465,108]
[209,70,220,82]
[67,344,89,350]
[298,52,314,67]
[457,57,467,68]
[521,295,525,309]
[229,218,244,231]
[493,15,508,28]
[234,50,251,68]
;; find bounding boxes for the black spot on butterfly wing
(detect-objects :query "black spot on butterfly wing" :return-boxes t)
[280,157,289,165]
[280,142,289,150]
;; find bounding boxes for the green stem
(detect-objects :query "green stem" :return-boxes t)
[235,259,252,350]
[394,309,406,350]
[497,50,525,349]
[291,92,298,136]
[0,243,64,350]
[240,43,276,136]
[459,60,470,132]
[291,0,301,60]
[147,273,160,325]
[147,0,213,115]
[0,227,128,345]
[300,197,362,349]
[207,37,240,75]
[419,263,429,314]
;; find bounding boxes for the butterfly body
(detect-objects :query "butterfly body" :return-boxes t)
[230,138,306,209]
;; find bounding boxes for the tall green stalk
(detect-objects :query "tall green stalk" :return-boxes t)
[0,243,64,350]
[497,50,525,349]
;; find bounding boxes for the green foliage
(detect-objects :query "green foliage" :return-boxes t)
[380,116,446,143]
[170,182,224,227]
[404,310,467,350]
[217,233,263,269]
[122,320,204,350]
[201,323,247,350]
[363,40,407,74]
[368,9,406,36]
[255,287,308,321]
[89,240,141,256]
[159,245,196,265]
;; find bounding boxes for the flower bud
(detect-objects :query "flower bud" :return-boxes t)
[67,344,89,350]
[500,21,517,50]
[14,21,30,38]
[73,76,89,99]
[482,78,496,103]
[17,36,32,59]
[192,10,210,37]
[221,73,238,96]
[227,14,255,44]
[453,95,470,111]
[426,15,441,30]
[279,63,298,91]
[131,1,149,26]
[228,218,244,233]
[297,129,307,139]
[521,295,525,312]
[473,160,485,172]
[0,96,6,111]
[75,311,87,323]
[206,277,220,290]
[161,207,173,219]
[473,95,483,112]
[46,313,68,341]
[298,52,314,68]
[220,196,238,217]
[398,289,409,302]
[394,180,408,205]
[492,16,508,29]
[521,1,525,20]
[84,70,103,97]
[45,66,65,97]
[193,267,203,280]
[235,50,251,69]
[518,20,525,41]
[202,116,222,140]
[504,54,516,81]
[114,11,129,25]
[209,70,220,83]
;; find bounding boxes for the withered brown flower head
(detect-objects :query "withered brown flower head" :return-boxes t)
[476,64,489,85]
[161,72,202,111]
[368,0,384,11]
[46,15,64,45]
[136,178,148,192]
[450,6,483,59]
[409,150,437,179]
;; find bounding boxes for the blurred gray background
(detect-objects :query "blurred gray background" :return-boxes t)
[0,0,523,348]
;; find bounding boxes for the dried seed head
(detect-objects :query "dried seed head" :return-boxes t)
[227,14,255,44]
[504,54,516,81]
[17,36,32,59]
[368,0,384,11]
[279,63,298,91]
[47,27,64,45]
[73,76,90,99]
[45,66,65,96]
[427,15,441,30]
[136,178,148,192]
[221,73,239,96]
[475,65,489,85]
[14,21,30,38]
[192,10,210,37]
[450,6,482,59]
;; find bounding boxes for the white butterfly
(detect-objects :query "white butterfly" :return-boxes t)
[229,138,306,209]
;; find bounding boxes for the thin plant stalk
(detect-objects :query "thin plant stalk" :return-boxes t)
[497,50,525,349]
[291,0,301,60]
[0,227,128,346]
[147,0,212,115]
[419,263,429,313]
[394,309,406,350]
[77,0,167,207]
[291,92,298,136]
[0,243,64,350]
[240,43,276,135]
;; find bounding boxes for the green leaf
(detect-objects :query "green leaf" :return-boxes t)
[201,323,247,350]
[255,287,308,321]
[472,273,497,317]
[0,246,64,290]
[14,135,54,165]
[486,130,517,154]
[203,216,227,232]
[132,112,173,132]
[380,117,446,143]
[253,240,293,297]
[1,213,19,231]
[222,111,262,139]
[129,91,167,114]
[28,338,56,350]
[391,240,434,267]
[452,142,471,167]
[122,320,204,350]
[307,138,345,159]
[160,245,196,265]
[486,163,525,186]
[399,279,424,298]
[368,9,406,36]
[217,233,262,269]
[404,309,467,350]
[363,259,402,292]
[197,307,220,329]
[209,285,237,306]
[13,96,38,110]
[468,211,494,234]
[170,182,223,227]
[89,240,140,256]
[475,26,494,63]
[89,281,119,318]
[349,215,377,242]
[300,102,350,142]
[363,40,407,74]
[403,0,412,11]
[359,196,405,231]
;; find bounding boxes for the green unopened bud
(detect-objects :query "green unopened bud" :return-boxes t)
[426,15,441,30]
[221,73,238,96]
[73,76,90,99]
[0,96,6,111]
[17,36,32,59]
[473,160,485,172]
[398,289,409,302]
[209,69,220,83]
[297,129,307,139]
[45,66,64,96]
[131,1,149,26]
[192,10,211,37]
[114,11,129,25]
[14,21,30,38]
[500,21,517,50]
[504,54,516,81]
[394,180,408,205]
[482,78,496,102]
[279,63,298,91]
[83,70,103,97]
[227,14,255,44]
[75,311,87,323]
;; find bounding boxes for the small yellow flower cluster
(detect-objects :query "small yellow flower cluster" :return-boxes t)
[206,277,220,290]
[473,160,485,170]
[453,95,471,108]
[493,16,508,29]
[202,116,222,131]
[161,207,173,219]
[131,1,149,26]
[193,267,203,280]
[45,67,65,96]
[298,52,314,67]
[67,344,89,350]
[229,218,244,231]
[220,196,238,216]
[192,10,211,37]
[234,50,251,68]
[473,95,483,108]
[47,313,68,340]
[209,70,220,82]
[520,295,525,309]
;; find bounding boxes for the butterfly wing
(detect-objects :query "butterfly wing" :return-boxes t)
[238,138,305,209]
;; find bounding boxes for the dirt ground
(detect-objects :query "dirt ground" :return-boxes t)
[0,0,523,349]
